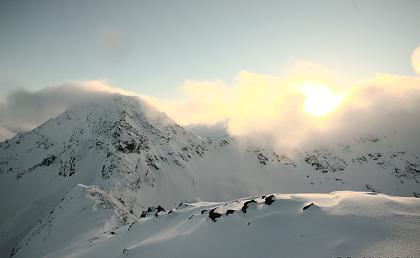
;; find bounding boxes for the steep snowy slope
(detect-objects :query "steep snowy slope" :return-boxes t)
[188,134,420,199]
[1,94,419,257]
[0,95,207,257]
[12,190,420,258]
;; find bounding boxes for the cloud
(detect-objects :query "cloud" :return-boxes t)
[142,62,420,151]
[0,80,137,132]
[1,61,419,152]
[329,73,420,150]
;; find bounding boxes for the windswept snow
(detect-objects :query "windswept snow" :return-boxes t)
[12,190,420,258]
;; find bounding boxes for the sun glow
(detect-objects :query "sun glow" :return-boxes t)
[300,81,343,117]
[412,46,420,75]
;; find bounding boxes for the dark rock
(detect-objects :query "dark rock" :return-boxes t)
[153,206,166,217]
[241,200,256,213]
[41,155,56,166]
[366,184,378,193]
[264,195,275,205]
[303,203,314,211]
[128,222,135,230]
[219,139,229,147]
[140,211,147,218]
[156,205,166,213]
[225,209,235,216]
[208,208,222,222]
[257,153,269,165]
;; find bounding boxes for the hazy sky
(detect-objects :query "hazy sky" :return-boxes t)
[1,0,419,97]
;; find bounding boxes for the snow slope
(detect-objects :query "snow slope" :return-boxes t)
[0,95,207,257]
[0,94,419,257]
[12,189,420,258]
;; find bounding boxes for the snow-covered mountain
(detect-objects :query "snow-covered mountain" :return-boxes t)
[0,95,206,257]
[1,94,419,257]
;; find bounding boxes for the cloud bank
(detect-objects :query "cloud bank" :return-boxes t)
[144,63,420,151]
[1,61,419,152]
[0,81,136,132]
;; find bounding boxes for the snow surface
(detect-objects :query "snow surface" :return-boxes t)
[0,94,419,257]
[12,189,420,258]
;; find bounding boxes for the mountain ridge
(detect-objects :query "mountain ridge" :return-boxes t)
[11,188,420,258]
[1,94,419,257]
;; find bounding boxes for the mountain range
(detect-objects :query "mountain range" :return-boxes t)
[1,95,419,257]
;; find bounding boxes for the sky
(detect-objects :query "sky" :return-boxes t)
[1,0,420,98]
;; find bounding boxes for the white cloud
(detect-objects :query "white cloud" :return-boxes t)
[142,63,420,151]
[0,80,136,132]
[1,62,419,152]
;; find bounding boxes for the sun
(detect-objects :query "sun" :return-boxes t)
[299,81,343,117]
[411,46,420,75]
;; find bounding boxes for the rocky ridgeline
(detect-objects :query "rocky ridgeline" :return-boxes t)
[1,95,418,198]
[115,193,318,228]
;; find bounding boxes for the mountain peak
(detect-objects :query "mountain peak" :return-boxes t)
[1,93,201,179]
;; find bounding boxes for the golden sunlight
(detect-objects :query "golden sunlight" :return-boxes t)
[300,81,343,117]
[411,46,420,75]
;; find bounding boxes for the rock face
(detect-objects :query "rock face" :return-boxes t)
[0,94,419,257]
[303,148,347,173]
